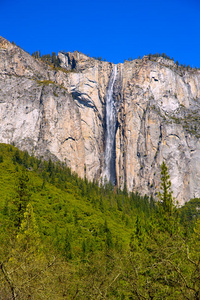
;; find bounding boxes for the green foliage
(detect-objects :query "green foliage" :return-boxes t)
[32,51,60,68]
[180,197,200,223]
[92,55,108,61]
[11,169,31,228]
[158,161,174,213]
[0,144,200,298]
[16,203,41,251]
[123,163,199,299]
[0,143,154,255]
[36,79,56,86]
[142,53,199,70]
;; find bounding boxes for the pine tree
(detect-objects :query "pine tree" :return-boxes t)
[187,219,200,298]
[125,162,185,298]
[16,203,41,252]
[64,229,72,260]
[1,204,44,299]
[156,161,181,236]
[12,170,31,228]
[22,150,29,168]
[158,161,174,215]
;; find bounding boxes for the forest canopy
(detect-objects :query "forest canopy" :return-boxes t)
[0,143,200,299]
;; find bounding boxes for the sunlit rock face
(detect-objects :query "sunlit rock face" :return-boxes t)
[1,36,200,205]
[115,57,200,205]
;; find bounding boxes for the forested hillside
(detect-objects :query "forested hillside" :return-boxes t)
[0,143,200,299]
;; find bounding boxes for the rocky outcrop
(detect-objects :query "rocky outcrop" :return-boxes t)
[1,36,200,205]
[0,37,113,180]
[116,58,200,205]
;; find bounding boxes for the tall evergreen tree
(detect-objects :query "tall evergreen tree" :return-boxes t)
[157,161,180,235]
[16,203,41,252]
[12,170,31,228]
[158,161,174,214]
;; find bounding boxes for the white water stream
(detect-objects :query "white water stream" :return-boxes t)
[103,65,117,184]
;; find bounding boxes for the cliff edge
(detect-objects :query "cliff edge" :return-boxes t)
[1,36,200,204]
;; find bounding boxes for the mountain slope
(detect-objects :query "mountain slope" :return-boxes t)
[1,36,200,204]
[0,143,153,256]
[1,144,200,299]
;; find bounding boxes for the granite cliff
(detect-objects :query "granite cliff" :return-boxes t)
[1,36,200,205]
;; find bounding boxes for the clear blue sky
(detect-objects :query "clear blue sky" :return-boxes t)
[1,0,200,67]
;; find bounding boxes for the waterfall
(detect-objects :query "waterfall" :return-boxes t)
[103,65,117,184]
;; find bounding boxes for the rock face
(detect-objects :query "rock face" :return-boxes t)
[1,36,200,205]
[116,58,200,205]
